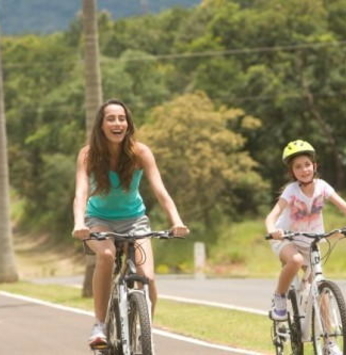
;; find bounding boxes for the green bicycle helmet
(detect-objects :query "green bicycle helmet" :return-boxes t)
[282,140,315,164]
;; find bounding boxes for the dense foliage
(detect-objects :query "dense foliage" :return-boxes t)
[2,0,346,242]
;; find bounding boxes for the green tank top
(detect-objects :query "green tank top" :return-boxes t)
[86,170,146,220]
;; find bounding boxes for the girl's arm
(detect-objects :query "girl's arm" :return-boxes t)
[265,198,287,239]
[329,191,346,215]
[72,146,90,239]
[137,143,189,237]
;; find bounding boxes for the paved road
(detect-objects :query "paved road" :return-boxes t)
[0,291,246,355]
[33,275,277,310]
[13,275,346,354]
[31,274,346,313]
[157,277,275,312]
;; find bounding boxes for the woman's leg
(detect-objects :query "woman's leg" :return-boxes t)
[86,228,116,323]
[135,239,157,316]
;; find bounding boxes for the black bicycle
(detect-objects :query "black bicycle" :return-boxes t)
[85,230,181,355]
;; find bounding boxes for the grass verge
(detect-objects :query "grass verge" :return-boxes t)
[0,281,273,354]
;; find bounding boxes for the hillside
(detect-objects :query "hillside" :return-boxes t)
[1,0,200,35]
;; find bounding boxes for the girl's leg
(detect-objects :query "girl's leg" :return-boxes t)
[276,243,305,294]
[135,239,157,316]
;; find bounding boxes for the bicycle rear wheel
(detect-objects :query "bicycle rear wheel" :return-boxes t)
[128,291,152,355]
[312,280,346,355]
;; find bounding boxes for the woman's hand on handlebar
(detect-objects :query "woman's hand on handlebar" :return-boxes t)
[171,224,190,237]
[72,224,90,240]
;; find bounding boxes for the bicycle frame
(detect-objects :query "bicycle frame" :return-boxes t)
[290,242,324,342]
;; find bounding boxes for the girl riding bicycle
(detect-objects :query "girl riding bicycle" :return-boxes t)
[72,98,189,348]
[265,139,346,355]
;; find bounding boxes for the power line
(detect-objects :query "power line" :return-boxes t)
[3,39,346,68]
[113,40,346,62]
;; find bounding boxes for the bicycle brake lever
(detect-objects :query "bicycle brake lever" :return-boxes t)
[89,232,107,240]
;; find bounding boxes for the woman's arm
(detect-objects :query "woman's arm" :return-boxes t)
[137,143,189,236]
[72,146,90,239]
[265,198,287,239]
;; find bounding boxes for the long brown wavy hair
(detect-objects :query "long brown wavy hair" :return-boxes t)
[86,99,137,195]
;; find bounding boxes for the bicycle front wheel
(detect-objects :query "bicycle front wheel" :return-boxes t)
[312,280,346,355]
[128,291,153,355]
[106,288,122,355]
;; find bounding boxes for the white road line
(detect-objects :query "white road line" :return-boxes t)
[159,294,268,316]
[0,290,94,316]
[0,290,265,355]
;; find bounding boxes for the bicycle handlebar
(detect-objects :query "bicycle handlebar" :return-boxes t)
[265,227,346,241]
[84,230,182,242]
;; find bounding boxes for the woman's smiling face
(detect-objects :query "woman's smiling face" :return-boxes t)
[101,104,129,144]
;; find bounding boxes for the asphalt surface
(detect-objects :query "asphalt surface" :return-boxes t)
[5,276,346,354]
[0,292,242,354]
[32,275,278,311]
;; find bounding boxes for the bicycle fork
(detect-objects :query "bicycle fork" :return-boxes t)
[118,283,131,355]
[118,283,153,355]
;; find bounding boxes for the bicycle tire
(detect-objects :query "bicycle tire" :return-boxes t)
[106,288,123,355]
[312,280,346,355]
[128,291,153,355]
[288,289,304,355]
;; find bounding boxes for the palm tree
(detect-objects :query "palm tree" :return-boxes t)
[81,0,103,297]
[83,0,103,136]
[0,31,19,283]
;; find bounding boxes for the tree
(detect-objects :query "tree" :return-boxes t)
[138,92,268,239]
[81,0,103,297]
[0,31,19,283]
[83,0,103,135]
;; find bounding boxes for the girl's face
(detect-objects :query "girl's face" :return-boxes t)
[291,155,316,183]
[101,104,128,144]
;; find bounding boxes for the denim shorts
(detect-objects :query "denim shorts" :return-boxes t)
[84,215,151,254]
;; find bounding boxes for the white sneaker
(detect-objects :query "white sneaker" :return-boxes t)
[89,322,107,348]
[323,341,342,355]
[270,293,287,321]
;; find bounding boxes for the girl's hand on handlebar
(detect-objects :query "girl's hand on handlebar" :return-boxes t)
[171,224,190,238]
[72,225,90,240]
[268,229,284,240]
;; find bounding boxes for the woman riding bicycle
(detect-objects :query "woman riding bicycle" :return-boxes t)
[265,139,346,355]
[72,98,189,348]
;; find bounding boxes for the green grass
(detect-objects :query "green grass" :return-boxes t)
[156,299,272,353]
[0,281,273,354]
